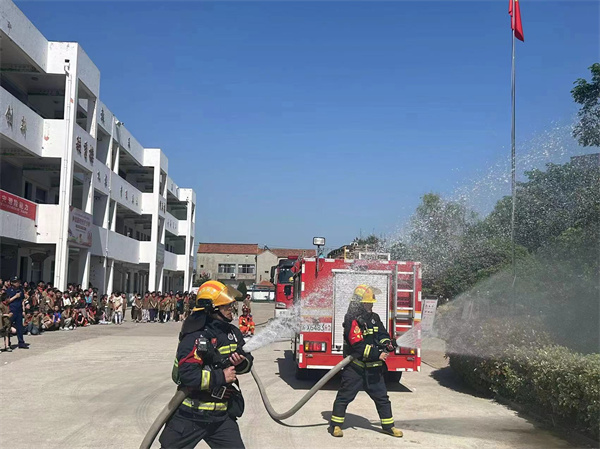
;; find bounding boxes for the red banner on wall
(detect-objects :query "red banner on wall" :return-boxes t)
[0,189,37,221]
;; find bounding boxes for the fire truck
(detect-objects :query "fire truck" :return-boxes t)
[270,257,296,318]
[291,250,422,381]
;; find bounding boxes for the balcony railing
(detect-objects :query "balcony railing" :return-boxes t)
[110,174,142,215]
[0,86,44,157]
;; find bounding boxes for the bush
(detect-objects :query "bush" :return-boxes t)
[446,318,600,440]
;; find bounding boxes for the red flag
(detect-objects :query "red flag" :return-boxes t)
[509,0,524,42]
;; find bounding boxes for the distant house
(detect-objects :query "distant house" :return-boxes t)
[196,243,259,287]
[256,247,316,283]
[196,243,315,286]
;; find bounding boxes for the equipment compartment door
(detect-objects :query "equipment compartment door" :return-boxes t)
[331,270,391,353]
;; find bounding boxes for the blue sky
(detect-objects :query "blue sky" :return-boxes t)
[17,1,599,250]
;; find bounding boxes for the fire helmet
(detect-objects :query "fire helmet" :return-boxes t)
[351,284,381,304]
[196,280,241,309]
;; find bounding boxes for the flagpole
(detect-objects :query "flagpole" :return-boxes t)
[510,4,517,314]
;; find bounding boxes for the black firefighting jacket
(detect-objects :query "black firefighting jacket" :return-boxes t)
[172,314,253,421]
[343,312,392,369]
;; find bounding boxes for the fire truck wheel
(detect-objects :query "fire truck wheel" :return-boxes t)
[295,365,309,380]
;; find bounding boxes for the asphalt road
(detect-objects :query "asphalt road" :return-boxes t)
[0,302,580,448]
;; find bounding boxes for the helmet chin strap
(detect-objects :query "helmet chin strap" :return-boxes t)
[215,309,233,322]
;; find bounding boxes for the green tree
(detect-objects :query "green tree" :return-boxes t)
[237,281,248,300]
[193,271,211,287]
[408,193,475,291]
[352,234,381,247]
[571,63,600,147]
[483,161,600,253]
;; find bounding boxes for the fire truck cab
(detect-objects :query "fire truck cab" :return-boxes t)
[291,253,422,381]
[270,257,297,318]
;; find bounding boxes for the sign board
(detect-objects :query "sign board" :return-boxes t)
[68,207,92,247]
[0,190,36,221]
[421,299,439,333]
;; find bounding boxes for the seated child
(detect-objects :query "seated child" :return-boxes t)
[238,305,255,337]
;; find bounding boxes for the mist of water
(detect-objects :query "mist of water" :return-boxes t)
[384,119,599,356]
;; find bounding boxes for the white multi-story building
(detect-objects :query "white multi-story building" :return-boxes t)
[0,1,196,293]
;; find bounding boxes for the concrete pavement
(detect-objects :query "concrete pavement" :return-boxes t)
[0,302,579,448]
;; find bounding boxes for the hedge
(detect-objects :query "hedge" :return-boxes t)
[445,318,600,441]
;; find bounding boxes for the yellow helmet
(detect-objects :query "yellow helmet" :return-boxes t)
[196,280,241,308]
[352,284,381,303]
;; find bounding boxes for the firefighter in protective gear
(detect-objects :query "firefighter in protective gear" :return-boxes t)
[329,284,403,438]
[238,305,255,337]
[159,280,254,449]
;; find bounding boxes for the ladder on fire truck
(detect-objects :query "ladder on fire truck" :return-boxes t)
[392,264,419,337]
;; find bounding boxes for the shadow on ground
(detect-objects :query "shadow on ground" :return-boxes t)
[429,365,490,398]
[429,366,596,447]
[273,350,412,393]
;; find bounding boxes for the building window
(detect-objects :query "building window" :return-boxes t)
[238,264,255,274]
[35,188,47,204]
[24,182,33,201]
[218,264,236,274]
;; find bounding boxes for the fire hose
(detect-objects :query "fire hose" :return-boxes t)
[139,355,354,449]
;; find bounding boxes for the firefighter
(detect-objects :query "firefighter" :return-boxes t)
[238,305,255,337]
[159,280,253,449]
[329,284,403,438]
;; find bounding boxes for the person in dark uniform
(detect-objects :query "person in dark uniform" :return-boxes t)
[159,280,253,449]
[329,284,402,438]
[5,277,28,349]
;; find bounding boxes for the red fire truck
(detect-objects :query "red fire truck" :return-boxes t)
[270,257,297,318]
[291,253,422,381]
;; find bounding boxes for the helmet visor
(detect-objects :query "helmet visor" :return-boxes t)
[216,285,242,306]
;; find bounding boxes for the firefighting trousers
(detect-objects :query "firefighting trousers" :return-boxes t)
[330,364,395,430]
[159,410,245,449]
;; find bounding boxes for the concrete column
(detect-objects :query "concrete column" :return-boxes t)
[158,266,164,292]
[149,261,157,292]
[110,200,117,232]
[183,197,192,292]
[82,172,93,215]
[87,97,97,139]
[113,142,120,174]
[107,259,115,295]
[79,248,91,289]
[55,61,78,291]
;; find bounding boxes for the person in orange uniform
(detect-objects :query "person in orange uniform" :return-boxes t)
[238,305,255,337]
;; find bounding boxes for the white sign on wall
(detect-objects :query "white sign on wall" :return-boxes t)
[68,207,93,248]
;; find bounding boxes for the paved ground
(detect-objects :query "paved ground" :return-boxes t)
[0,302,583,448]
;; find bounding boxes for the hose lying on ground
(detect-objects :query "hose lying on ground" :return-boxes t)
[252,355,354,421]
[140,356,354,449]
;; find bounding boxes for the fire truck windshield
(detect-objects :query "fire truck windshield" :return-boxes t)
[277,268,293,284]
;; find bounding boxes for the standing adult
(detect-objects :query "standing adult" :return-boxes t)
[6,277,28,349]
[142,292,150,323]
[121,292,128,322]
[113,293,123,325]
[159,280,252,448]
[149,292,158,323]
[329,284,402,438]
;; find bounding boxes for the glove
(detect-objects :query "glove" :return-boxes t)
[386,339,398,352]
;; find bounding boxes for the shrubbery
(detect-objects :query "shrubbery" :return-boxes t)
[445,318,600,440]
